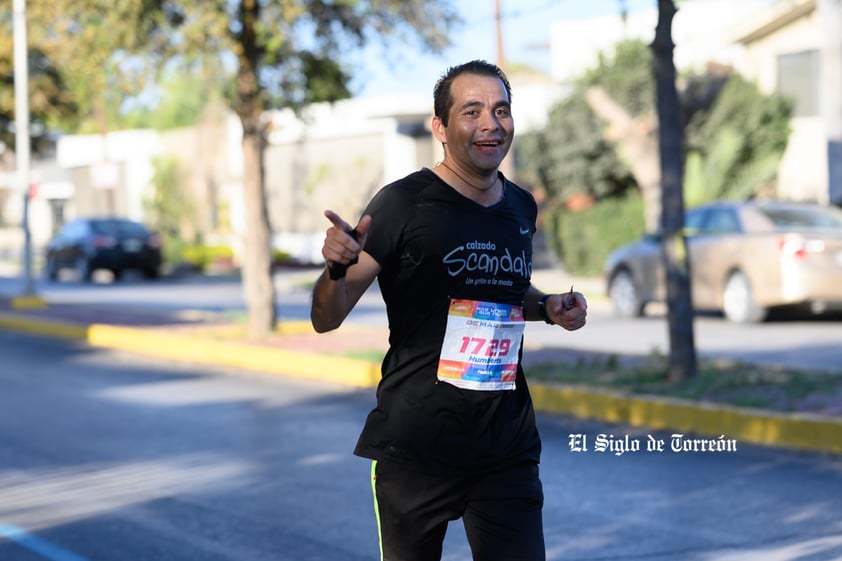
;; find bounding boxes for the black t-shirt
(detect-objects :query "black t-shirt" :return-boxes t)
[353,168,542,474]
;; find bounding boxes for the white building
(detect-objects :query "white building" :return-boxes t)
[731,0,840,204]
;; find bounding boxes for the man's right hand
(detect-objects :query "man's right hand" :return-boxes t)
[322,210,372,273]
[311,211,378,333]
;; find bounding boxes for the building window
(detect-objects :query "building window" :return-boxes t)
[777,49,819,117]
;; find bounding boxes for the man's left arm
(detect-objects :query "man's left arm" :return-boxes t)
[524,285,587,331]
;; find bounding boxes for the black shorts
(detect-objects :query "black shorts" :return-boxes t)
[370,460,545,561]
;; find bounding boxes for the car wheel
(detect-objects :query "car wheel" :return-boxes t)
[608,269,645,318]
[722,271,766,323]
[74,257,93,282]
[143,267,160,280]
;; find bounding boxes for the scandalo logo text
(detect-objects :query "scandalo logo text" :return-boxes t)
[442,241,531,279]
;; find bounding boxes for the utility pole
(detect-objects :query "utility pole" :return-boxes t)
[494,0,514,178]
[618,0,628,34]
[13,0,37,299]
[495,0,505,70]
[818,0,842,205]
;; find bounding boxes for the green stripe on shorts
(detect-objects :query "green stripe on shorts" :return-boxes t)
[371,460,384,561]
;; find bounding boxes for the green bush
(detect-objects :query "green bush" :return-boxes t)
[160,237,186,267]
[178,245,295,272]
[144,156,198,267]
[547,193,645,276]
[272,249,292,264]
[180,244,235,271]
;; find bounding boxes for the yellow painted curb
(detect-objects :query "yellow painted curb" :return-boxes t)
[86,324,381,388]
[10,295,48,310]
[0,313,89,339]
[529,383,842,455]
[276,321,319,335]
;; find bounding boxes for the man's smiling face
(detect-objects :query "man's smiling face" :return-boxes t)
[436,72,514,176]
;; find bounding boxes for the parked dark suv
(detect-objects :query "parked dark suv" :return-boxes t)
[45,218,162,282]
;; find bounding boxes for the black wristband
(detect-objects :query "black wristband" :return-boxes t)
[327,228,360,280]
[537,294,554,325]
[328,256,358,280]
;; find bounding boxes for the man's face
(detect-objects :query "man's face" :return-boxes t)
[435,73,514,174]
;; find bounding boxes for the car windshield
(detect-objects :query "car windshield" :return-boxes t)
[90,220,147,236]
[759,206,842,230]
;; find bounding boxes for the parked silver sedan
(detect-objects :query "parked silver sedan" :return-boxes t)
[604,200,842,322]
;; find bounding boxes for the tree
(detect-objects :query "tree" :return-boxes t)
[684,74,791,206]
[653,0,696,381]
[121,71,226,131]
[521,33,790,279]
[0,31,76,155]
[519,4,711,379]
[1,0,176,225]
[1,1,168,137]
[518,40,647,209]
[133,1,456,338]
[4,1,457,337]
[520,89,637,204]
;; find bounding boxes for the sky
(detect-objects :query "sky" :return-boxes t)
[347,0,776,100]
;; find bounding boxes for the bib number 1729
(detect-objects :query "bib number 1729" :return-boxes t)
[458,337,512,357]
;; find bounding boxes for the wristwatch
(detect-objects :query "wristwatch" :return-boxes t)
[537,294,554,325]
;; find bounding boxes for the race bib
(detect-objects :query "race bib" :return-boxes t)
[437,299,525,391]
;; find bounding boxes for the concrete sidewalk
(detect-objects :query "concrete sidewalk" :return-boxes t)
[0,273,840,456]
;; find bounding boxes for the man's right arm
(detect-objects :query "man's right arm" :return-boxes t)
[310,210,379,333]
[310,251,380,333]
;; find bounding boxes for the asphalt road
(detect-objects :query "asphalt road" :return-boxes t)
[2,330,842,561]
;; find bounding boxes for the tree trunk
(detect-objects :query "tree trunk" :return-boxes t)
[237,0,277,338]
[585,86,661,232]
[240,114,277,338]
[652,0,697,381]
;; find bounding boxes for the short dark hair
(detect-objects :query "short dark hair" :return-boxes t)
[433,60,512,127]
